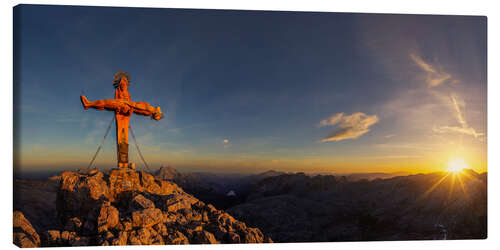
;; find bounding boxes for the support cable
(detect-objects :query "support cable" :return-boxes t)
[130,123,153,173]
[86,116,115,169]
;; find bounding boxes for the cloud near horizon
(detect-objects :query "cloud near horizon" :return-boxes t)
[319,112,379,142]
[410,53,451,88]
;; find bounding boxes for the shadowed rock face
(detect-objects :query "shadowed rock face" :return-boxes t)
[14,168,272,247]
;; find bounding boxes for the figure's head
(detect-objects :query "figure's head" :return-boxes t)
[113,71,132,89]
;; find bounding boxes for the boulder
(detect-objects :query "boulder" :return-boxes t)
[132,208,163,228]
[13,210,40,247]
[111,231,128,246]
[97,202,119,232]
[130,194,155,210]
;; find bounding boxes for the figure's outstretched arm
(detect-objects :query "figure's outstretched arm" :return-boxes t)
[80,95,125,113]
[129,101,163,120]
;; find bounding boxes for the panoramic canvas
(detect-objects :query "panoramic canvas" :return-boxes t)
[13,4,487,247]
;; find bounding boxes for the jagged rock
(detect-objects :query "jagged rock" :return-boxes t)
[97,202,119,232]
[153,223,168,237]
[56,171,111,228]
[60,231,74,242]
[127,231,141,245]
[13,210,40,247]
[132,208,163,228]
[111,231,128,246]
[242,228,265,243]
[136,228,152,245]
[161,193,196,212]
[227,231,241,243]
[193,230,219,244]
[208,224,227,239]
[51,168,271,246]
[166,231,189,244]
[130,194,155,210]
[42,230,61,246]
[64,217,83,232]
[122,220,133,231]
[202,211,209,222]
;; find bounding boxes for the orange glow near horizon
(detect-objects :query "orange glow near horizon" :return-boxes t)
[447,158,469,173]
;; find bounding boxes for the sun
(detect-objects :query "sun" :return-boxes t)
[447,158,468,173]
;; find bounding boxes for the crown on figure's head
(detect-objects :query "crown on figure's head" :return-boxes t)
[113,71,132,88]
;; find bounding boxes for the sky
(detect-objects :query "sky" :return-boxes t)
[13,5,487,175]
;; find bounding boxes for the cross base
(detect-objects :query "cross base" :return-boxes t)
[118,162,135,169]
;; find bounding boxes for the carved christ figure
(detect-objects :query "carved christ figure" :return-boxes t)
[80,71,163,168]
[80,95,163,120]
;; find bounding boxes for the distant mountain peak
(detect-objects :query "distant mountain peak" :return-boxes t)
[462,168,479,177]
[154,165,181,180]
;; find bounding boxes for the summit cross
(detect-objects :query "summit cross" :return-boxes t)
[80,71,164,168]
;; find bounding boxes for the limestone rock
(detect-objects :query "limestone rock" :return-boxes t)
[130,194,155,210]
[111,231,128,246]
[50,168,272,246]
[42,230,61,246]
[193,230,219,244]
[13,210,40,247]
[97,202,119,232]
[161,193,196,212]
[132,208,163,228]
[166,231,189,244]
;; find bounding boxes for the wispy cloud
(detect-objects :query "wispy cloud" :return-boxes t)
[432,94,483,138]
[319,112,379,142]
[410,53,484,139]
[430,90,484,139]
[433,126,483,138]
[410,53,451,88]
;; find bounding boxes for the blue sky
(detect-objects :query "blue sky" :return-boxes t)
[14,5,487,174]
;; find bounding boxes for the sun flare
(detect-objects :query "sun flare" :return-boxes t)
[447,158,468,173]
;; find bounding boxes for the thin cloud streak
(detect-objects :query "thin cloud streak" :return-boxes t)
[319,112,379,142]
[431,89,484,139]
[411,53,484,139]
[410,53,451,88]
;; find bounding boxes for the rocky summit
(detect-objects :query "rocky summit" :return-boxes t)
[14,168,272,247]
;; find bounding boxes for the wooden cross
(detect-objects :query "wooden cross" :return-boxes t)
[80,71,163,168]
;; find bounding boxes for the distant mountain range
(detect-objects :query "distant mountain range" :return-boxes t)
[14,166,487,245]
[228,169,487,241]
